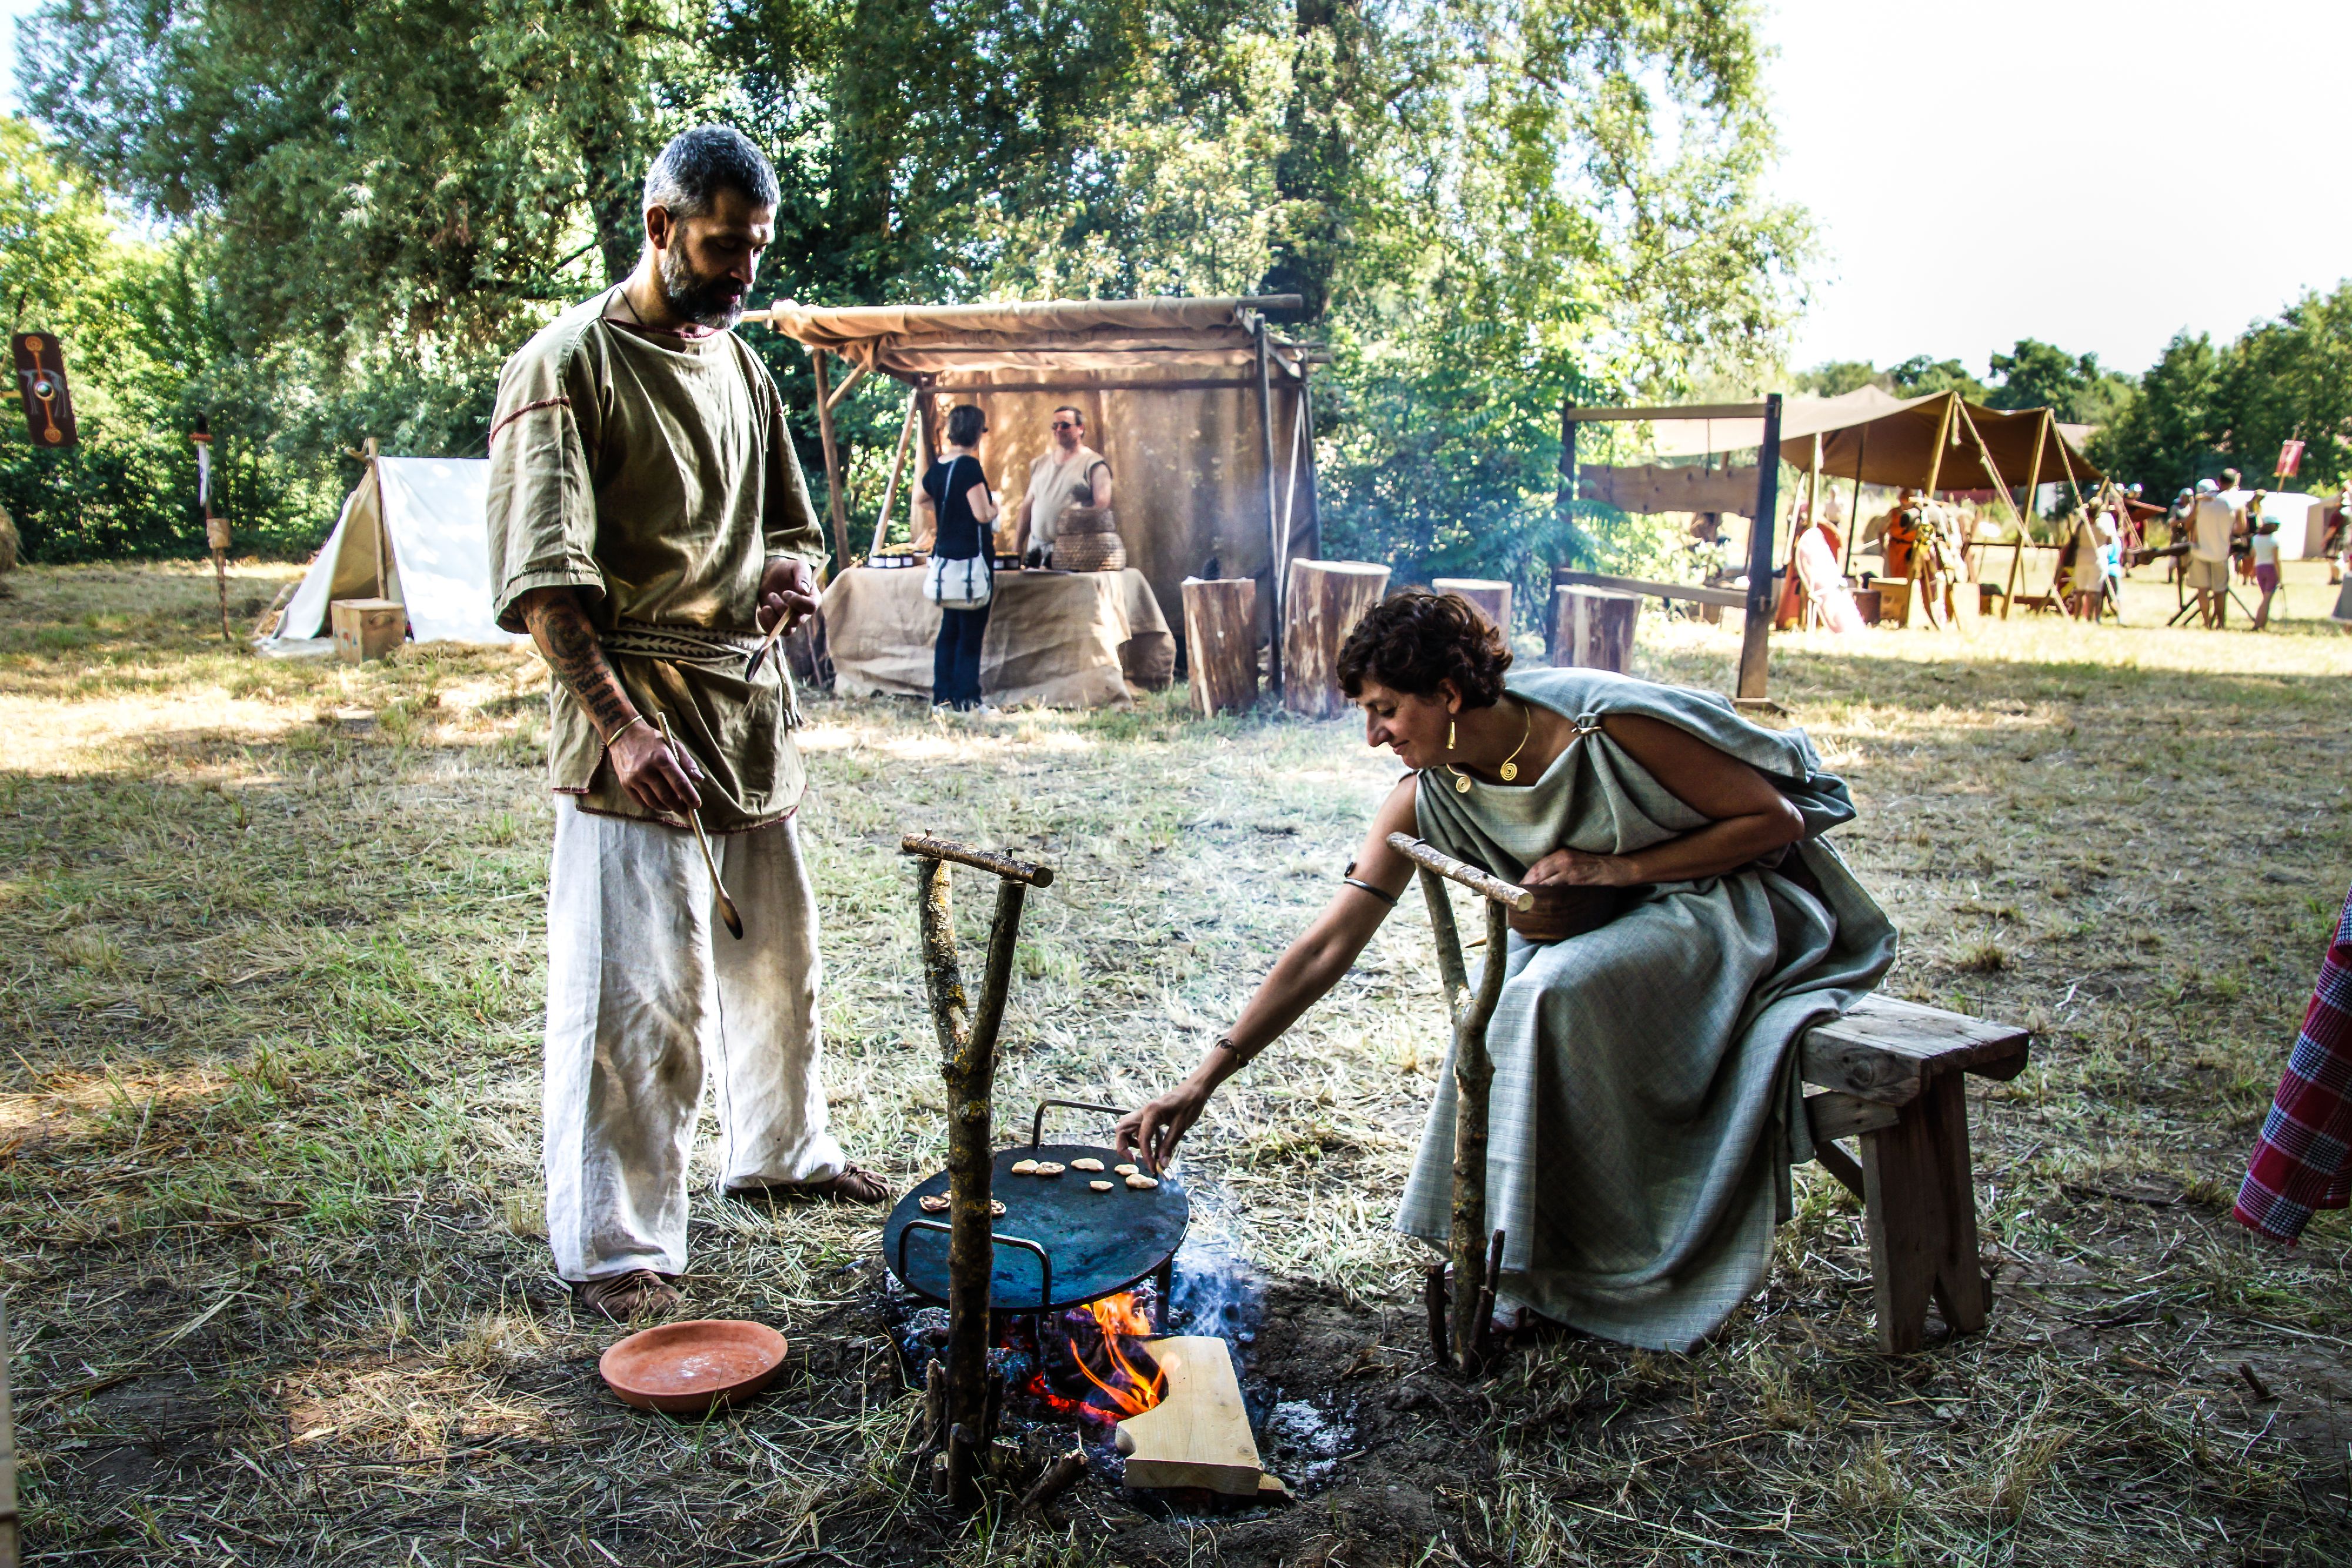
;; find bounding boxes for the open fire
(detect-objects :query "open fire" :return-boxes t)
[1020,1290,1166,1422]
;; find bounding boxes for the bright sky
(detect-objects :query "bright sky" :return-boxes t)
[1760,0,2352,380]
[10,0,2349,385]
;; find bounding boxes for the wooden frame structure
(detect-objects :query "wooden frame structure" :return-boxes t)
[742,296,1326,686]
[1562,396,1784,706]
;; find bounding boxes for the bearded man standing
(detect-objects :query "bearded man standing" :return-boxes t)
[487,126,887,1324]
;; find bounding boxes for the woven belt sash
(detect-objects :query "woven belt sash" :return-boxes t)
[599,620,803,727]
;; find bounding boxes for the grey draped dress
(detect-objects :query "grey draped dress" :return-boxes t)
[1396,668,1896,1351]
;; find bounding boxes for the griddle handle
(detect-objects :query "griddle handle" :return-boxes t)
[894,1218,1056,1309]
[1030,1099,1127,1150]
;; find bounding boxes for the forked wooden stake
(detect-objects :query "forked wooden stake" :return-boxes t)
[1389,832,1524,1374]
[905,832,1050,1514]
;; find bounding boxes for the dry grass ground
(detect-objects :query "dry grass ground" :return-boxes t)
[2,559,2348,1566]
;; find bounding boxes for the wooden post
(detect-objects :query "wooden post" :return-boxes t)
[809,348,853,572]
[1432,578,1511,635]
[909,840,1038,1514]
[1281,559,1389,718]
[1736,393,1781,702]
[1256,321,1284,690]
[1296,362,1323,563]
[2003,413,2047,619]
[1551,585,1639,673]
[1182,578,1259,716]
[868,386,919,556]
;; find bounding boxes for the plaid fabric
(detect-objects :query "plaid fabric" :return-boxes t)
[2234,881,2352,1245]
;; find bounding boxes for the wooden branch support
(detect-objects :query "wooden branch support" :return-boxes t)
[1392,833,1523,1373]
[905,832,1050,1514]
[1018,1448,1089,1517]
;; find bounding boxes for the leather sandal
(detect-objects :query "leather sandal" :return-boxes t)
[573,1269,680,1323]
[725,1163,892,1206]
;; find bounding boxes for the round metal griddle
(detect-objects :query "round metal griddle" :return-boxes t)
[882,1143,1188,1312]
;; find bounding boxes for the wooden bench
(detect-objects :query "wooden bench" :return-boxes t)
[1797,995,2030,1353]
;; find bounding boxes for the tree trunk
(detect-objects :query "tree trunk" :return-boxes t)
[1282,559,1389,718]
[1183,578,1259,717]
[1432,578,1511,637]
[578,125,645,288]
[1549,586,1640,674]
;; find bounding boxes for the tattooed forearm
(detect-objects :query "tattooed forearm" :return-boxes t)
[521,588,637,740]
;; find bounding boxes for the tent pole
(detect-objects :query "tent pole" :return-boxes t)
[365,436,385,597]
[2004,412,2047,619]
[1921,393,1954,498]
[1952,402,2023,622]
[1841,423,1867,575]
[1256,319,1283,690]
[809,347,853,573]
[1736,393,1782,703]
[869,387,919,557]
[1276,369,1306,582]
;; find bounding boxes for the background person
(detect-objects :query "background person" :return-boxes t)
[487,126,886,1324]
[1012,406,1112,566]
[2185,478,2237,628]
[2250,515,2283,629]
[915,403,1000,710]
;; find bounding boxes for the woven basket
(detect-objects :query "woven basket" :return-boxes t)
[1056,531,1126,572]
[1053,504,1124,570]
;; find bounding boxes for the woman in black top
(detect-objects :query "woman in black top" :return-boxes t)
[916,403,1001,710]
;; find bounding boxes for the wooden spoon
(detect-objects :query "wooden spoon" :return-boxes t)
[655,712,743,940]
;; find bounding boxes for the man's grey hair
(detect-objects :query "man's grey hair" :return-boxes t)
[643,126,780,220]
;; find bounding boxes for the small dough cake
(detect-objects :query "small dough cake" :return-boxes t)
[1125,1173,1159,1190]
[1069,1157,1104,1172]
[990,1199,1006,1216]
[919,1194,948,1212]
[1009,1159,1039,1176]
[1114,1163,1139,1177]
[1088,1179,1114,1192]
[1032,1161,1066,1177]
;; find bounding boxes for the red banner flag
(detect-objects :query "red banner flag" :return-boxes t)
[2277,439,2305,478]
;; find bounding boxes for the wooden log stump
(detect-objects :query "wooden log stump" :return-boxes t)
[1549,585,1640,673]
[1431,577,1512,636]
[1182,578,1259,717]
[1282,559,1389,717]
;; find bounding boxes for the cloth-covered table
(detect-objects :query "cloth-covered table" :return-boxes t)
[821,565,1175,708]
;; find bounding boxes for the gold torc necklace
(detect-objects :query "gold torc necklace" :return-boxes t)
[1444,700,1532,793]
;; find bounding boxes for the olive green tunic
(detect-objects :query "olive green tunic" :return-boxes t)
[1399,668,1897,1351]
[485,288,826,832]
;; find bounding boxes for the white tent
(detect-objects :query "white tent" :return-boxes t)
[267,456,521,648]
[2224,489,2336,559]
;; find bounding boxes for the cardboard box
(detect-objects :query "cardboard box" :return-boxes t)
[331,598,406,663]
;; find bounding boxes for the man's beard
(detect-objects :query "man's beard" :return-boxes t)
[657,245,747,329]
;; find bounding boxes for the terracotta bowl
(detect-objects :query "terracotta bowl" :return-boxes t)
[599,1319,788,1416]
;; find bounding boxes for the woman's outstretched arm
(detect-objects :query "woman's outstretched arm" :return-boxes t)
[1116,775,1421,1172]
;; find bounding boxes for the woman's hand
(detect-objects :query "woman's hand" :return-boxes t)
[1114,1079,1211,1175]
[1521,846,1642,888]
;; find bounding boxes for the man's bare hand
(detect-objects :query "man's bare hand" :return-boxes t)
[1113,1081,1209,1176]
[1520,846,1640,888]
[610,722,703,815]
[757,556,819,636]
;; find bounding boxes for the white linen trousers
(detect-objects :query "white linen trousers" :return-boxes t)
[543,795,845,1282]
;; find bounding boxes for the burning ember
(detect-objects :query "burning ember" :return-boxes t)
[1065,1293,1166,1417]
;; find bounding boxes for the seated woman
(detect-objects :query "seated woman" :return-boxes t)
[1116,592,1894,1352]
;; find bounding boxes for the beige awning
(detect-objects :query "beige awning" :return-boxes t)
[1614,387,2100,491]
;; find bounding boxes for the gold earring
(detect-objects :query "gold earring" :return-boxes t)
[1446,718,1456,752]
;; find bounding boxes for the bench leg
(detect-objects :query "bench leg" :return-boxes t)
[1859,1071,1989,1353]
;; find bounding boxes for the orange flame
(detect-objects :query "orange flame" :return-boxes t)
[1068,1292,1165,1417]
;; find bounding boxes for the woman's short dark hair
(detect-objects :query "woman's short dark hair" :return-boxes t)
[946,404,986,448]
[1336,590,1512,707]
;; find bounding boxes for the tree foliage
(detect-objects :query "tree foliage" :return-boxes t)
[14,0,1806,600]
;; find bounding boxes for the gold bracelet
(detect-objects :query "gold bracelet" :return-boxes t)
[604,713,649,748]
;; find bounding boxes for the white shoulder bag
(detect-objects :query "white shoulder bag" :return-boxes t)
[922,456,993,609]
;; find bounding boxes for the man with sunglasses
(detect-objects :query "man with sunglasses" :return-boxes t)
[1013,406,1112,567]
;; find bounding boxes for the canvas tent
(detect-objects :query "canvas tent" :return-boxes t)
[744,295,1318,636]
[266,455,520,648]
